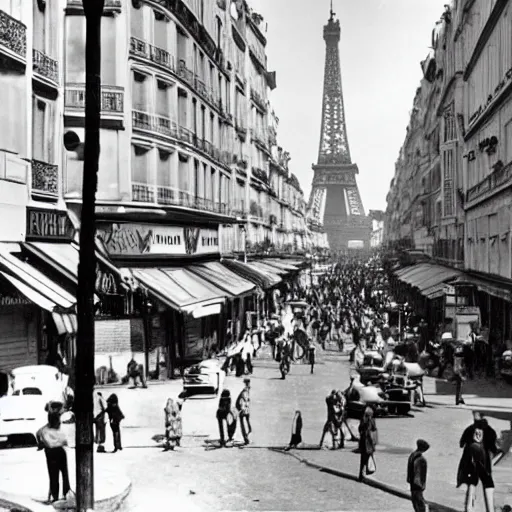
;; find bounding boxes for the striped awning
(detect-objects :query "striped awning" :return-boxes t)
[222,259,281,289]
[0,245,75,312]
[52,312,78,335]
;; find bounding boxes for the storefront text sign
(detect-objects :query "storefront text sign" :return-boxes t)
[97,223,219,256]
[26,208,75,242]
[0,294,30,306]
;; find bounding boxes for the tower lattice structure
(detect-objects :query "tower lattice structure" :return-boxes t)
[308,7,371,251]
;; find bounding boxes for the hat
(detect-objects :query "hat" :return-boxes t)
[243,378,251,384]
[416,439,430,452]
[441,332,453,340]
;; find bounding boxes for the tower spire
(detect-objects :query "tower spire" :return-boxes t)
[330,0,335,20]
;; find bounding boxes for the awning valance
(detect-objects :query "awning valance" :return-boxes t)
[52,312,78,335]
[222,259,281,289]
[452,274,512,302]
[0,246,75,312]
[395,263,462,297]
[188,262,256,298]
[130,267,226,315]
[265,259,301,271]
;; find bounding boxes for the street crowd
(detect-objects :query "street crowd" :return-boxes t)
[33,253,510,512]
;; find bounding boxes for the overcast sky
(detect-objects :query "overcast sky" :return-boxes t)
[249,0,449,212]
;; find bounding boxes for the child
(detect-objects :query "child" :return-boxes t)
[106,393,125,453]
[164,398,183,451]
[286,411,303,450]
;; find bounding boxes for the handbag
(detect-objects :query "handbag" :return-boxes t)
[366,454,377,475]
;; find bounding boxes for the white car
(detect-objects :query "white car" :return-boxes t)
[183,359,226,395]
[0,365,72,443]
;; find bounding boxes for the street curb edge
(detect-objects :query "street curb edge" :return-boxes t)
[270,449,459,512]
[0,490,54,512]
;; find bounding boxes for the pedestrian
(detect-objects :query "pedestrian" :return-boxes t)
[407,439,430,512]
[164,398,183,450]
[308,340,316,374]
[319,390,338,449]
[358,406,378,481]
[236,378,252,445]
[106,393,124,453]
[36,405,72,503]
[457,416,499,512]
[93,390,107,453]
[452,337,466,405]
[217,389,232,446]
[286,410,303,450]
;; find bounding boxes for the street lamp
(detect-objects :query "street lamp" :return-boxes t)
[74,1,104,511]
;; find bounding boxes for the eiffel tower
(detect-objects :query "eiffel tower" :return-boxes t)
[308,3,371,251]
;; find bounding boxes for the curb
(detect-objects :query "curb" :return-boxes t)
[0,491,54,512]
[95,478,132,512]
[271,448,459,512]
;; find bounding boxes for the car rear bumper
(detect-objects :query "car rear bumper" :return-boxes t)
[0,419,42,438]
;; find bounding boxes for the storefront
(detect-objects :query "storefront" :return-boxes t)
[96,221,231,378]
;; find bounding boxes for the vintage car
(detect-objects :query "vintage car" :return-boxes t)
[183,359,226,395]
[0,365,73,443]
[345,376,388,419]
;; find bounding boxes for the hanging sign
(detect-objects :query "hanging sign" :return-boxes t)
[96,223,219,256]
[26,208,75,242]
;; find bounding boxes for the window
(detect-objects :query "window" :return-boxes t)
[33,0,46,53]
[443,105,456,142]
[177,28,188,64]
[210,114,214,144]
[132,72,149,111]
[157,149,171,187]
[443,149,455,217]
[210,169,216,202]
[101,17,117,85]
[131,145,149,183]
[32,96,53,163]
[178,156,189,192]
[178,91,187,127]
[153,10,167,49]
[506,119,512,163]
[156,80,170,117]
[202,163,207,198]
[131,2,145,39]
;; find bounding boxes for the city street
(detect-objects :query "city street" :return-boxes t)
[2,343,511,511]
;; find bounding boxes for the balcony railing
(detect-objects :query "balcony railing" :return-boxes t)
[466,161,512,205]
[31,160,58,198]
[156,185,231,215]
[178,125,193,144]
[67,0,121,7]
[178,60,194,87]
[132,182,155,203]
[65,84,124,115]
[129,37,174,72]
[32,49,58,83]
[132,110,178,139]
[0,9,26,59]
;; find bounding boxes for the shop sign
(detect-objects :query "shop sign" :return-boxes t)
[26,208,75,242]
[95,267,118,294]
[97,223,219,256]
[456,306,480,315]
[0,293,30,306]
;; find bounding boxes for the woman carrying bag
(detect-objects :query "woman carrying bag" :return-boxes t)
[358,406,378,481]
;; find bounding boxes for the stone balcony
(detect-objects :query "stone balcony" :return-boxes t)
[65,84,124,122]
[131,183,231,217]
[31,160,59,200]
[0,9,26,65]
[465,161,512,208]
[33,49,58,85]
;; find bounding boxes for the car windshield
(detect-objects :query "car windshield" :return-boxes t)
[13,387,43,396]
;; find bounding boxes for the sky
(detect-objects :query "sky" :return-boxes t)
[248,0,449,212]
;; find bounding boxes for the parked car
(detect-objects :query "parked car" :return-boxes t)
[183,359,226,395]
[0,365,72,443]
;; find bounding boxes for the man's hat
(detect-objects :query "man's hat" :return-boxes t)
[243,377,251,384]
[417,439,430,452]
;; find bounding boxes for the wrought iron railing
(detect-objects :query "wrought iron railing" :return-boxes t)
[466,161,512,204]
[65,84,124,114]
[31,160,58,197]
[129,37,174,71]
[178,60,194,86]
[156,185,231,215]
[32,49,58,83]
[0,9,26,58]
[132,110,178,139]
[132,182,155,203]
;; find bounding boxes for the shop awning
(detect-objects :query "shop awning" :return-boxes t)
[249,260,287,276]
[0,247,75,312]
[222,259,281,289]
[130,267,226,317]
[395,263,462,296]
[265,259,301,271]
[451,274,512,302]
[187,262,256,298]
[22,241,126,288]
[52,312,78,335]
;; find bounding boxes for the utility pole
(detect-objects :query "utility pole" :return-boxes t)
[75,1,104,511]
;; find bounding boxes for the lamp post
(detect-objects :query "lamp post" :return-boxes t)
[75,1,104,510]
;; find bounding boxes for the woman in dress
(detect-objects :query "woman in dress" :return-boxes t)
[164,398,183,451]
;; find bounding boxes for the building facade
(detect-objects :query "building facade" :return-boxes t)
[385,0,512,345]
[0,0,322,379]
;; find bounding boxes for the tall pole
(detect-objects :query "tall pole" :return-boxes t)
[75,1,104,511]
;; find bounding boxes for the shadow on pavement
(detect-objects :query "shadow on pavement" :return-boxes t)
[433,376,512,399]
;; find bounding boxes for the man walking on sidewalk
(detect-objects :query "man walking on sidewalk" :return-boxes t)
[236,378,252,445]
[407,439,430,512]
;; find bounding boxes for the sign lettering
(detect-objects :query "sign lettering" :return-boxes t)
[346,189,362,216]
[97,223,219,256]
[26,208,75,241]
[0,295,30,306]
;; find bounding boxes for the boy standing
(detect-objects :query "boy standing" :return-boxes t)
[407,439,430,512]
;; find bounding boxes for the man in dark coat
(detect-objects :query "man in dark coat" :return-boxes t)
[407,439,429,512]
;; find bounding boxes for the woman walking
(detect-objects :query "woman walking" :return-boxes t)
[164,398,183,450]
[358,406,378,481]
[106,393,125,452]
[36,406,72,503]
